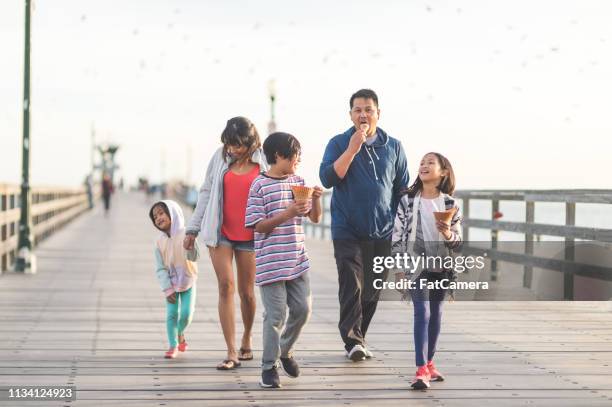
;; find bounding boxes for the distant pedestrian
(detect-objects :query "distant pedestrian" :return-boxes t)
[84,174,94,209]
[101,174,113,214]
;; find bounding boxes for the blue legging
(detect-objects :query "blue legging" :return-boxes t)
[413,299,444,367]
[166,286,196,348]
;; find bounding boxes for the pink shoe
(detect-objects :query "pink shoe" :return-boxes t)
[411,365,431,390]
[427,360,444,382]
[164,347,178,359]
[178,340,188,352]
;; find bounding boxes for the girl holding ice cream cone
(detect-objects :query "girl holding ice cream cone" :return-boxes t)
[391,152,463,390]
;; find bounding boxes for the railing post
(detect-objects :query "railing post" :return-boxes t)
[491,199,499,281]
[523,201,534,288]
[564,202,575,300]
[462,198,470,243]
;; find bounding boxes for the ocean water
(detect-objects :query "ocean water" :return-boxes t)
[313,194,612,242]
[461,200,612,242]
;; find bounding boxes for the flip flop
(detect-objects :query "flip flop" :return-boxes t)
[216,359,241,370]
[238,348,253,361]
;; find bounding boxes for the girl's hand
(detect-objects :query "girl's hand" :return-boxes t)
[436,220,453,240]
[312,186,323,199]
[166,292,177,304]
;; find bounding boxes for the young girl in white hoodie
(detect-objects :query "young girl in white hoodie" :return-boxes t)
[150,200,199,359]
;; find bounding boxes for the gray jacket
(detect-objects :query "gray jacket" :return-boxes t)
[186,146,268,247]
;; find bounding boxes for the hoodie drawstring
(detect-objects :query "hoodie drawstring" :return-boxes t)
[363,146,379,181]
[371,147,380,161]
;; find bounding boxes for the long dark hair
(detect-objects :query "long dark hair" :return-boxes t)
[221,116,261,162]
[406,152,456,197]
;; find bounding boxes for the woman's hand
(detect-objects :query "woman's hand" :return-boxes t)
[183,234,196,250]
[436,220,453,240]
[312,186,323,199]
[166,292,177,304]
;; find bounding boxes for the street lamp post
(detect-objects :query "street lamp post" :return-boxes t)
[267,80,277,134]
[15,0,36,273]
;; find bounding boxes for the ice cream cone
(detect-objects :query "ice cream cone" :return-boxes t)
[433,207,457,224]
[291,185,313,201]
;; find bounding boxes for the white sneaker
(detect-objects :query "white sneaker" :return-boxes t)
[347,344,366,361]
[364,347,373,359]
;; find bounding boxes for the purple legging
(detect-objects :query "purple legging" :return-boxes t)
[413,300,444,367]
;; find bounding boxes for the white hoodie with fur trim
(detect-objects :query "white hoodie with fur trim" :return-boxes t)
[153,200,199,296]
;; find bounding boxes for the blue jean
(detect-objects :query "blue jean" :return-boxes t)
[166,286,196,348]
[217,233,254,252]
[412,271,447,367]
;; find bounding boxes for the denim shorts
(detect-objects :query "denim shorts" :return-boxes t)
[217,233,255,252]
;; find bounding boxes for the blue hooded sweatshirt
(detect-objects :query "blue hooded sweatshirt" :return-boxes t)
[319,126,409,240]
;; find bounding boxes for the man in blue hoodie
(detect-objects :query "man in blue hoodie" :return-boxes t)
[319,89,409,361]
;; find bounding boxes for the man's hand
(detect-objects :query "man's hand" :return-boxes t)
[183,234,196,250]
[347,126,367,155]
[285,201,309,218]
[166,292,177,304]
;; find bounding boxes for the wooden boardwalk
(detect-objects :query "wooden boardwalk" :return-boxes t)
[1,192,611,406]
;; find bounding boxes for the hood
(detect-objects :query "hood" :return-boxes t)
[152,199,185,237]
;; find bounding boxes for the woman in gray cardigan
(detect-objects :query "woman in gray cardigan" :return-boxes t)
[184,117,268,369]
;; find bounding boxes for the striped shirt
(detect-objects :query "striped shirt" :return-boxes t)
[245,173,310,286]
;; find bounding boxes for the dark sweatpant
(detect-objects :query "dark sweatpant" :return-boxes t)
[333,239,390,352]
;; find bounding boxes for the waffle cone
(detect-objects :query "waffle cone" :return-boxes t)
[433,207,457,224]
[291,185,314,201]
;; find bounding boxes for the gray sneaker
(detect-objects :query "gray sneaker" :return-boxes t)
[280,356,300,378]
[260,367,281,388]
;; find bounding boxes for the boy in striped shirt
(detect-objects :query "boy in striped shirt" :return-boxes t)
[245,132,322,388]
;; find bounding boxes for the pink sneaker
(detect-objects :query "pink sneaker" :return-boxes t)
[164,347,178,359]
[411,365,431,390]
[178,340,188,352]
[427,360,444,382]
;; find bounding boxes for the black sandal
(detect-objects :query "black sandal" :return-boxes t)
[238,348,253,361]
[216,359,241,370]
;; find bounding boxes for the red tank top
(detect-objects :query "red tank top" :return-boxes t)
[222,164,260,241]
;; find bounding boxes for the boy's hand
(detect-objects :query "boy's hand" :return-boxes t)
[183,235,195,250]
[285,201,309,218]
[312,186,323,199]
[166,292,177,304]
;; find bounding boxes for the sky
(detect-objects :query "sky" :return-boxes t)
[1,0,611,190]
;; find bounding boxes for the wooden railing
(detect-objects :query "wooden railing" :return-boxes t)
[305,189,612,300]
[454,190,612,299]
[0,184,97,273]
